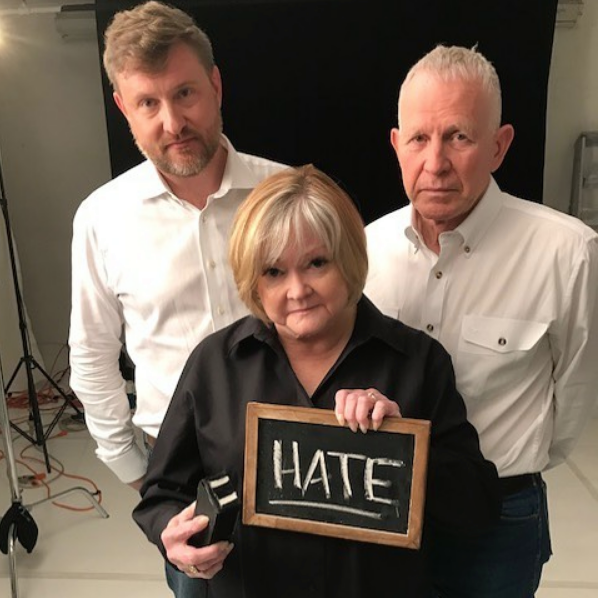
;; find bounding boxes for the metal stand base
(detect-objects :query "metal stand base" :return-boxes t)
[1,143,108,598]
[4,489,108,598]
[1,361,109,598]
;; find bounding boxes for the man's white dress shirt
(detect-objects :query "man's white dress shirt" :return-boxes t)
[69,136,286,482]
[365,178,598,477]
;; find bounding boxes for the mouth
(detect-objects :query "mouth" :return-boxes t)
[165,137,198,150]
[288,305,317,316]
[419,186,457,193]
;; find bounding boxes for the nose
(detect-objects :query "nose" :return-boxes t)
[286,271,312,300]
[423,139,450,175]
[161,102,186,136]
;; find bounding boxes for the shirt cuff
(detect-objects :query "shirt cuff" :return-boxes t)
[100,443,148,484]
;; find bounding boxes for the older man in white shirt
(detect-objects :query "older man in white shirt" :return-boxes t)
[365,44,598,598]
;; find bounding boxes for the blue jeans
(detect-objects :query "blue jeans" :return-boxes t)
[165,561,208,598]
[430,474,552,598]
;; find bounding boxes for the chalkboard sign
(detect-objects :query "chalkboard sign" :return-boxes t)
[243,403,431,549]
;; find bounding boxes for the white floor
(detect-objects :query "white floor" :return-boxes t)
[1,403,597,598]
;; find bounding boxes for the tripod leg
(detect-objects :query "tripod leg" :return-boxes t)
[2,358,24,395]
[8,522,19,598]
[32,358,82,417]
[23,359,51,472]
[25,356,84,444]
[4,356,56,473]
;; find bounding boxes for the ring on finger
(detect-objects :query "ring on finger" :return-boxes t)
[186,564,199,576]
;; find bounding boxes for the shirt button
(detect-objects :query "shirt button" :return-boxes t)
[208,260,216,269]
[498,337,507,346]
[435,271,443,279]
[217,306,224,316]
[426,324,434,332]
[201,214,207,223]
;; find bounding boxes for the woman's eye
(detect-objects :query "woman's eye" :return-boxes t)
[264,267,282,278]
[310,257,328,268]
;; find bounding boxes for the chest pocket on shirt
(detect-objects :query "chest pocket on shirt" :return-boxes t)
[455,315,548,402]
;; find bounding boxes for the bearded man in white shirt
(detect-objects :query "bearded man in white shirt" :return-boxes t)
[68,3,285,597]
[365,44,598,598]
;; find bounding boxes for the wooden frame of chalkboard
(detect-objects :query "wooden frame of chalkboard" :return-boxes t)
[243,402,431,549]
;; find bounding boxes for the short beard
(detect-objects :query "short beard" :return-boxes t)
[135,117,223,178]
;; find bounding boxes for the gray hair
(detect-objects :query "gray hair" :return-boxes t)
[399,44,502,131]
[103,1,215,89]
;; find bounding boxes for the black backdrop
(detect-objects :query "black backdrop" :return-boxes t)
[95,0,558,224]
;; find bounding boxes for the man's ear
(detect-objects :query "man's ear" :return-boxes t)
[491,124,514,173]
[113,91,128,118]
[210,65,223,108]
[390,127,400,157]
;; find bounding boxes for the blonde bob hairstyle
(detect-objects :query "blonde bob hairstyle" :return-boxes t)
[229,165,368,323]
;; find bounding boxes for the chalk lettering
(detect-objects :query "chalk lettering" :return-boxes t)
[272,439,405,518]
[301,449,331,497]
[273,439,301,490]
[365,458,405,506]
[327,451,367,499]
[269,500,383,520]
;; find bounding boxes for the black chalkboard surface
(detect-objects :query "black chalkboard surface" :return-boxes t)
[243,403,430,549]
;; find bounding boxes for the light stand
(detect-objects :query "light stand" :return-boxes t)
[0,351,109,598]
[0,158,83,473]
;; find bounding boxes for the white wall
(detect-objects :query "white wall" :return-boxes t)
[0,12,110,386]
[545,2,598,213]
[0,6,596,391]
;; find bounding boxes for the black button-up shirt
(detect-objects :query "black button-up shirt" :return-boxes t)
[133,296,500,598]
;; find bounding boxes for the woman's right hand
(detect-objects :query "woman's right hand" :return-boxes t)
[160,502,234,579]
[334,387,401,433]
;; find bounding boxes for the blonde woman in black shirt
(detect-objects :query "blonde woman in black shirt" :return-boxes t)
[133,165,500,598]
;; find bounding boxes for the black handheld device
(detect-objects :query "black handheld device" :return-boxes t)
[187,472,240,547]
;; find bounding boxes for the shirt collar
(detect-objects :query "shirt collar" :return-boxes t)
[214,135,268,198]
[454,176,503,253]
[350,295,413,356]
[405,176,503,255]
[123,160,169,201]
[225,296,412,358]
[129,134,261,203]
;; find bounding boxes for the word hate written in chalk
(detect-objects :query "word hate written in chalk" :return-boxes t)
[270,439,405,519]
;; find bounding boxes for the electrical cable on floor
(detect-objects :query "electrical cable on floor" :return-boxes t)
[0,410,102,513]
[19,441,103,512]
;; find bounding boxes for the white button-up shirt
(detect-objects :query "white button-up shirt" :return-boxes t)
[365,177,598,477]
[69,136,286,482]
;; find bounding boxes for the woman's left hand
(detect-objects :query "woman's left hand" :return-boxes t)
[160,502,233,579]
[334,388,401,433]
